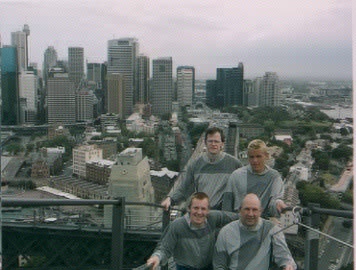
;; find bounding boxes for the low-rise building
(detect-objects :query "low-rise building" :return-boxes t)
[73,144,102,178]
[86,159,115,184]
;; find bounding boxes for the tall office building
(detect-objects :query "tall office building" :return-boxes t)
[18,70,38,123]
[216,62,244,108]
[107,38,138,117]
[11,24,30,71]
[205,79,217,108]
[68,47,84,89]
[43,46,58,87]
[135,54,150,104]
[151,57,173,116]
[106,73,125,118]
[1,46,19,125]
[76,90,94,122]
[87,62,107,114]
[260,72,280,106]
[47,71,76,124]
[177,66,195,107]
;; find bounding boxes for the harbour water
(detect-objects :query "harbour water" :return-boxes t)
[320,105,353,120]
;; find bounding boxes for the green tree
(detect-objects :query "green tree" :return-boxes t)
[139,138,156,158]
[331,144,352,162]
[5,143,24,155]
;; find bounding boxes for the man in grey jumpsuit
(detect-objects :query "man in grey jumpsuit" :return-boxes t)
[147,192,238,270]
[214,193,297,270]
[222,139,287,217]
[161,127,242,210]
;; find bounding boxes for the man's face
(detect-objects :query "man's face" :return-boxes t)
[189,198,210,227]
[240,196,262,228]
[205,132,224,155]
[248,148,268,173]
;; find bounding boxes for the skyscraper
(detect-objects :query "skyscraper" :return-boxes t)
[68,47,84,89]
[260,72,280,106]
[43,46,58,87]
[205,79,217,108]
[216,63,244,108]
[135,54,150,104]
[11,24,30,71]
[151,57,173,116]
[107,38,138,117]
[106,73,125,118]
[47,71,76,124]
[1,46,19,125]
[177,66,195,107]
[19,70,37,123]
[76,90,94,122]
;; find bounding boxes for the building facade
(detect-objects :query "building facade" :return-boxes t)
[177,66,195,107]
[47,72,76,124]
[260,72,280,107]
[135,54,150,104]
[107,38,139,117]
[68,47,84,89]
[73,144,103,178]
[11,24,30,71]
[76,89,94,122]
[151,57,173,116]
[18,70,38,123]
[43,46,58,87]
[106,73,125,118]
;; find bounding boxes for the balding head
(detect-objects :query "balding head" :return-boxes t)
[240,193,262,228]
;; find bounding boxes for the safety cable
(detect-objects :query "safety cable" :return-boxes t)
[272,206,354,249]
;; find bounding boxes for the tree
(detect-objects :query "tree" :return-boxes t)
[339,127,349,136]
[5,143,24,155]
[331,144,352,162]
[139,138,156,158]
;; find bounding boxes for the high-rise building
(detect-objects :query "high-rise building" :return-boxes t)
[106,73,125,118]
[177,66,195,107]
[260,72,280,106]
[68,47,84,89]
[18,70,38,123]
[135,54,150,104]
[151,57,173,116]
[76,89,94,122]
[1,46,19,125]
[11,24,30,71]
[205,79,217,108]
[47,71,76,124]
[107,38,138,117]
[216,62,244,108]
[43,46,58,87]
[87,62,107,115]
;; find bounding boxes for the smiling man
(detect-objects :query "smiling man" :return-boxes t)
[161,127,242,210]
[147,192,237,270]
[214,193,297,270]
[222,139,286,217]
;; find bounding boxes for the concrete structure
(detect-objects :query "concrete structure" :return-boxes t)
[106,73,125,118]
[47,72,76,124]
[73,144,103,178]
[76,89,94,122]
[151,57,173,116]
[68,47,84,89]
[135,54,150,104]
[107,38,139,117]
[237,123,265,139]
[88,139,117,160]
[100,113,120,131]
[104,148,154,228]
[177,66,195,107]
[260,72,280,106]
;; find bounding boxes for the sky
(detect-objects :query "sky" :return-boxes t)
[0,0,352,80]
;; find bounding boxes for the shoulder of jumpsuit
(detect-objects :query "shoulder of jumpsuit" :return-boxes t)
[230,165,248,177]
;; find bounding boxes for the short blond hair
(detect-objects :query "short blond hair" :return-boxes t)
[247,139,268,153]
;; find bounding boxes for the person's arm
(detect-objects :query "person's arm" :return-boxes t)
[268,172,286,217]
[271,228,297,270]
[161,163,195,210]
[213,231,230,270]
[146,255,160,270]
[150,221,178,266]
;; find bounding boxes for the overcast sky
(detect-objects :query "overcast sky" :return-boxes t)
[0,0,352,80]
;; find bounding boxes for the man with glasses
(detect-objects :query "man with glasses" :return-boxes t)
[161,127,242,210]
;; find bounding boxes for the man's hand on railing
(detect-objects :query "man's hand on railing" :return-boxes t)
[146,255,160,270]
[161,197,171,211]
[276,200,288,214]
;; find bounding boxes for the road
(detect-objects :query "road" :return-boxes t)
[318,216,353,270]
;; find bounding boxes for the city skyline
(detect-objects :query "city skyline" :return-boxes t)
[0,0,352,80]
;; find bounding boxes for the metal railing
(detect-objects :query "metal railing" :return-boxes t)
[2,197,174,270]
